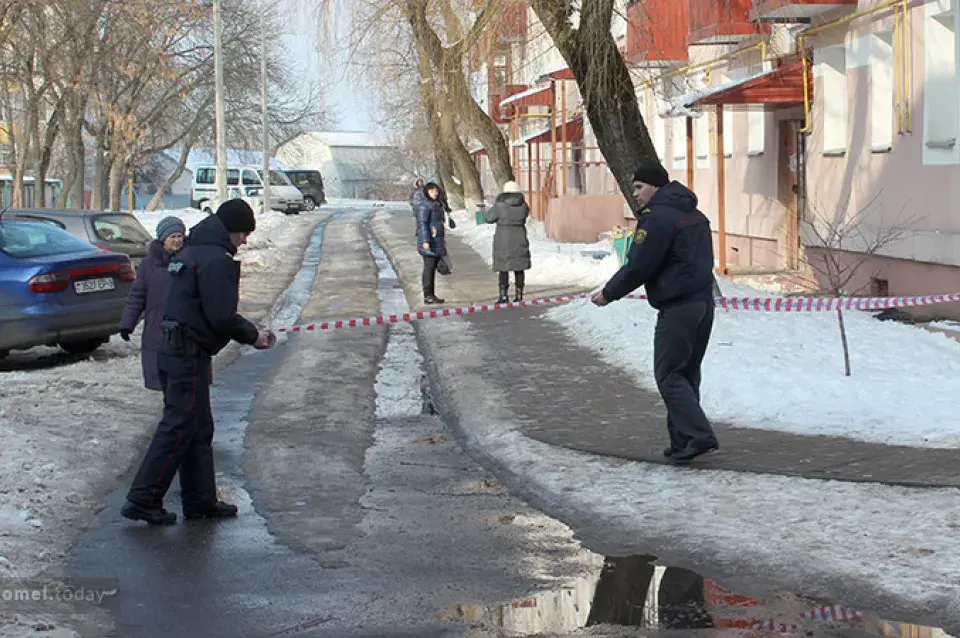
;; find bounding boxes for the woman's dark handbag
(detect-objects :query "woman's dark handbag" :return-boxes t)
[437,255,453,276]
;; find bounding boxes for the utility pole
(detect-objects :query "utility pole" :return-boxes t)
[213,0,228,205]
[261,10,271,214]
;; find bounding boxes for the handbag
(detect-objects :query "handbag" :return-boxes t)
[437,255,453,276]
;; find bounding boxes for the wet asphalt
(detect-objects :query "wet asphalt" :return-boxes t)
[67,208,598,637]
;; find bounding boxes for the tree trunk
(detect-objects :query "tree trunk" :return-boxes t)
[437,90,482,212]
[67,118,85,209]
[108,159,126,211]
[837,307,852,376]
[441,56,514,188]
[586,555,656,626]
[36,104,61,208]
[530,0,658,209]
[147,143,194,211]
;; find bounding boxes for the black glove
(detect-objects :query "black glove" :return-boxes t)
[119,329,131,342]
[448,217,457,229]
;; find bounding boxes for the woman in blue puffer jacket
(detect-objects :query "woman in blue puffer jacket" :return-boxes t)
[415,182,450,304]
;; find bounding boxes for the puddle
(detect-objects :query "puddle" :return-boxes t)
[439,554,956,637]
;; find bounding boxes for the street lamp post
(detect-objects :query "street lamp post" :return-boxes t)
[261,11,271,214]
[213,0,228,204]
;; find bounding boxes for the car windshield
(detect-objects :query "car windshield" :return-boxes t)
[257,169,293,186]
[91,214,152,244]
[291,172,321,187]
[0,222,96,259]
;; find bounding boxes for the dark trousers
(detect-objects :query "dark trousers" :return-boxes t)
[653,300,717,451]
[126,337,217,511]
[498,270,525,288]
[422,255,438,294]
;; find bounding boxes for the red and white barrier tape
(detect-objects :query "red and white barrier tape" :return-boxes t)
[749,603,863,634]
[272,290,960,333]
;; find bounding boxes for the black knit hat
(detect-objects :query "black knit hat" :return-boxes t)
[216,198,256,233]
[633,162,670,188]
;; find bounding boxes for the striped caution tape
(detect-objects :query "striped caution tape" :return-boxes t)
[272,290,960,333]
[749,603,863,634]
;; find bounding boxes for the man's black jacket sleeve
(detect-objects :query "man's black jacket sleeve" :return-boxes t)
[198,257,259,345]
[602,216,673,302]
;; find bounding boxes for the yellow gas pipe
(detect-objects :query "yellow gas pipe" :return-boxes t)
[796,0,910,135]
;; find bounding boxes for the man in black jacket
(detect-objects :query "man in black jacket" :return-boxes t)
[122,199,273,525]
[591,163,719,462]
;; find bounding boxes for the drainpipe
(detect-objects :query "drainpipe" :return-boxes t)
[685,117,694,189]
[715,104,727,276]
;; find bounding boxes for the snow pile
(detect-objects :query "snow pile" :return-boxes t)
[449,210,621,289]
[546,277,960,448]
[133,208,206,237]
[134,209,309,275]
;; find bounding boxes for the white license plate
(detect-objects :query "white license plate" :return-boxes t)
[74,277,115,294]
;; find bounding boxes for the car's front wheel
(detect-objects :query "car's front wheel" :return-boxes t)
[59,339,106,355]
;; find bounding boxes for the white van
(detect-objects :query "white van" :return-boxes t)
[191,165,305,215]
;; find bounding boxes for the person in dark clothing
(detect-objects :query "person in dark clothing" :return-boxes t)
[409,178,425,210]
[485,180,531,303]
[415,182,449,305]
[119,216,186,391]
[591,163,719,463]
[121,199,274,525]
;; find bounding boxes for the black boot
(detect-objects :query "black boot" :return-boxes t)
[121,500,176,525]
[513,286,524,303]
[423,288,445,304]
[497,285,509,304]
[184,500,238,520]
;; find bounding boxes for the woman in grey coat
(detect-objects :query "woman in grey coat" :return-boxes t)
[485,181,532,303]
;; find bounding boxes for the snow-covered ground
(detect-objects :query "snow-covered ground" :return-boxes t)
[0,209,317,637]
[544,278,960,448]
[448,210,621,289]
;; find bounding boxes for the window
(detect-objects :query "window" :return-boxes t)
[91,214,153,244]
[672,121,688,172]
[817,45,848,154]
[870,31,895,152]
[242,169,261,186]
[257,169,293,186]
[196,168,214,185]
[744,62,768,155]
[871,277,889,297]
[0,222,95,259]
[923,0,959,164]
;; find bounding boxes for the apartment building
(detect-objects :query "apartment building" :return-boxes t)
[469,0,960,305]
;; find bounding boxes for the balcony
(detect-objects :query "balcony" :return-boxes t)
[688,0,765,45]
[625,0,690,67]
[751,0,857,22]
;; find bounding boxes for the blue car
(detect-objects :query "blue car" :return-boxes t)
[0,219,135,358]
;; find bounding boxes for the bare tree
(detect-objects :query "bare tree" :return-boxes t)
[801,192,919,376]
[530,0,658,209]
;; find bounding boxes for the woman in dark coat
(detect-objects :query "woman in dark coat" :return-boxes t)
[415,182,449,304]
[119,216,186,390]
[485,181,531,303]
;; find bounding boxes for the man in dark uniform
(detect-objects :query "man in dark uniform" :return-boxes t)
[591,163,719,462]
[121,199,274,525]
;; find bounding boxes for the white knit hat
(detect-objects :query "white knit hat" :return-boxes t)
[502,181,522,194]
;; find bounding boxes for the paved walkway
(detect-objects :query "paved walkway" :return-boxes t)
[375,212,960,488]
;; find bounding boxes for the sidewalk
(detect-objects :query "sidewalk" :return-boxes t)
[373,211,960,488]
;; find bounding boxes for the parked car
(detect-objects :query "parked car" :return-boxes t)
[192,165,305,215]
[0,219,136,358]
[283,169,326,211]
[4,209,152,267]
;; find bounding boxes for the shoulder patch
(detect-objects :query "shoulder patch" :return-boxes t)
[633,228,648,244]
[168,261,184,273]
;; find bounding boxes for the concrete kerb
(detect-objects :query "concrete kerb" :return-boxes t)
[369,211,960,632]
